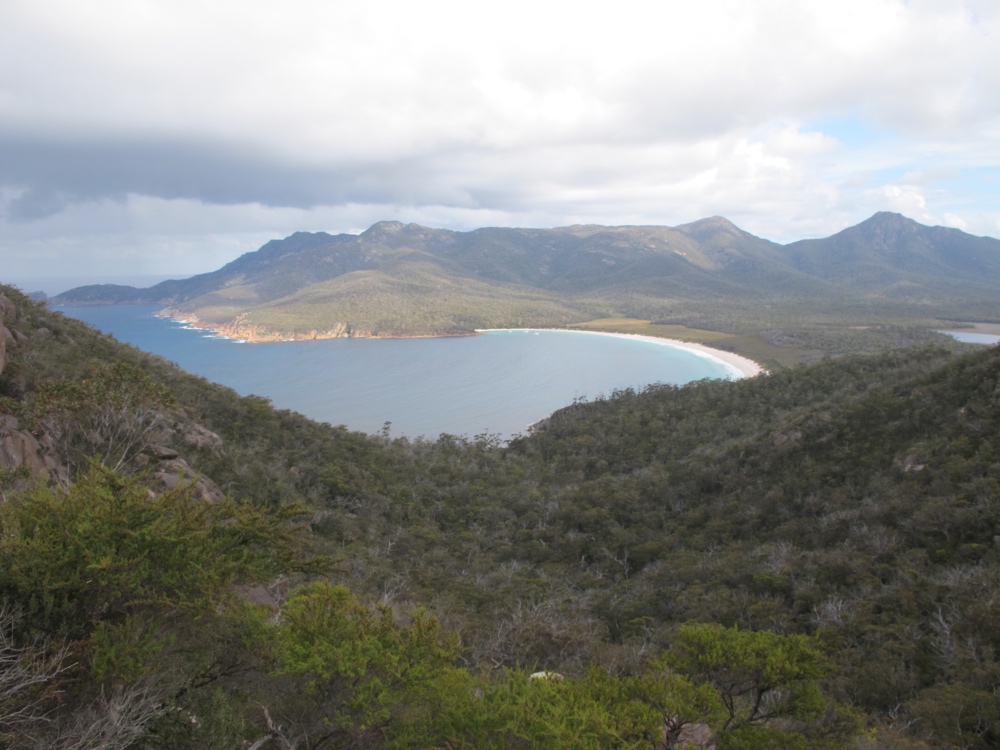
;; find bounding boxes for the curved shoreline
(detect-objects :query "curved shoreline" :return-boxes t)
[477,328,765,379]
[158,310,765,379]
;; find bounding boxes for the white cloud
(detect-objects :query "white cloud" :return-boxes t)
[871,184,931,221]
[943,212,968,230]
[1,0,999,280]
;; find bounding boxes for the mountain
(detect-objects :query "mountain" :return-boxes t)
[51,213,1000,353]
[785,211,1000,296]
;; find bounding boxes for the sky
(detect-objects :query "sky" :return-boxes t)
[2,0,999,294]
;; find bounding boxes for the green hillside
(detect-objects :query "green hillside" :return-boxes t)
[4,283,1000,747]
[188,256,593,339]
[51,213,1000,367]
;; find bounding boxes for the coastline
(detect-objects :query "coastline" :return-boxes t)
[477,328,766,379]
[156,309,765,378]
[157,309,477,343]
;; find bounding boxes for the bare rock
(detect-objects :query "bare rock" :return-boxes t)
[528,671,565,682]
[0,416,50,484]
[675,723,716,749]
[154,457,225,503]
[894,454,926,473]
[659,720,717,749]
[183,423,223,451]
[150,445,180,460]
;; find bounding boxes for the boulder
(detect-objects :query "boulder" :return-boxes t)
[675,723,716,749]
[154,457,225,503]
[183,423,223,451]
[150,445,180,460]
[0,415,50,484]
[659,719,717,750]
[528,670,565,681]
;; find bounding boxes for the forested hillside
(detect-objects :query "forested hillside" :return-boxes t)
[2,283,999,749]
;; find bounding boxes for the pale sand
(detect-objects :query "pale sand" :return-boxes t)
[476,329,766,379]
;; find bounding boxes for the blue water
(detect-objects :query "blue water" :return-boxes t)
[57,305,737,440]
[940,331,1000,345]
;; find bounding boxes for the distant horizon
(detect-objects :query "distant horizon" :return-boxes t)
[10,208,998,298]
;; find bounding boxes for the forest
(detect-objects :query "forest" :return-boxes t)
[2,283,999,749]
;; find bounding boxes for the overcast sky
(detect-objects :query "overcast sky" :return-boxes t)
[2,0,999,293]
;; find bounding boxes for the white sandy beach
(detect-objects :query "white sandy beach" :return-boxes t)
[477,328,765,380]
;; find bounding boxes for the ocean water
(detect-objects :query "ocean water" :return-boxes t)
[940,331,1000,345]
[58,305,737,440]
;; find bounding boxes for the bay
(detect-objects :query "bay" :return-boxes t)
[940,331,1000,345]
[58,305,737,440]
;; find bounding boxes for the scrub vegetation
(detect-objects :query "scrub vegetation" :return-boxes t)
[3,284,1000,748]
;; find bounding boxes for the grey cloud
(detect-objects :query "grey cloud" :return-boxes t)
[4,189,73,221]
[0,134,481,219]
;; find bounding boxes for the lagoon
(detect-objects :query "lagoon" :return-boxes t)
[59,305,739,440]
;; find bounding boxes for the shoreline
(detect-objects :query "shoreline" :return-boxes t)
[156,310,765,378]
[477,328,765,379]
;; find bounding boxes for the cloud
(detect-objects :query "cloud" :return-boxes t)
[1,0,999,279]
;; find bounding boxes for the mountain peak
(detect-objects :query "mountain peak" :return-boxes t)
[859,211,918,229]
[840,212,928,248]
[362,221,407,235]
[674,216,752,243]
[676,216,739,231]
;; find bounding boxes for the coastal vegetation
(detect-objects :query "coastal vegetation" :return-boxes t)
[3,283,1000,747]
[51,212,1000,369]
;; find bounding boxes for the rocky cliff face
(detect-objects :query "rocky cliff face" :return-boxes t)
[211,312,355,342]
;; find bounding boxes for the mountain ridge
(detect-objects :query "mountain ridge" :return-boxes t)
[51,212,1000,361]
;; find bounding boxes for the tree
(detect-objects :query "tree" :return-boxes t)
[270,581,458,749]
[0,465,316,749]
[667,623,833,743]
[28,361,176,474]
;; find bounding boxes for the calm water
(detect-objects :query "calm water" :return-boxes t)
[58,305,737,440]
[940,331,1000,345]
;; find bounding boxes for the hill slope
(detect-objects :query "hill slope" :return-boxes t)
[52,214,1000,359]
[6,282,1000,747]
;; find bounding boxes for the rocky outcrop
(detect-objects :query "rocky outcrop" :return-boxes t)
[658,721,716,750]
[160,309,360,342]
[181,424,223,452]
[145,445,225,503]
[0,415,69,488]
[674,723,716,749]
[159,309,474,343]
